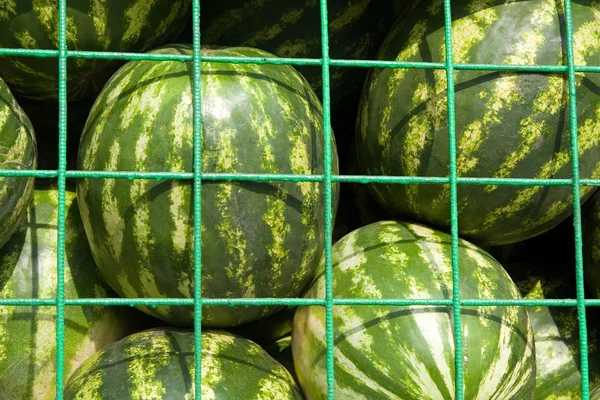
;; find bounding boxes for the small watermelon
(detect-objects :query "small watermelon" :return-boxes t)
[0,186,145,400]
[0,0,190,101]
[63,328,303,399]
[293,221,535,399]
[356,0,600,246]
[76,44,340,328]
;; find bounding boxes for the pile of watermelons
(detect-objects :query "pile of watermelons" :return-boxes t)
[3,0,600,399]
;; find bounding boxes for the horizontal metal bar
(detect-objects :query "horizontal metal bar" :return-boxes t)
[200,55,321,66]
[1,47,599,73]
[2,169,597,187]
[330,59,446,70]
[0,48,58,57]
[454,63,568,73]
[65,297,327,307]
[66,171,323,182]
[0,298,57,306]
[1,297,600,307]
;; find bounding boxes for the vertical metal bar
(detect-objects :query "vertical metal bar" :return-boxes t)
[55,0,68,398]
[191,0,204,397]
[563,0,590,397]
[442,0,464,398]
[318,0,335,398]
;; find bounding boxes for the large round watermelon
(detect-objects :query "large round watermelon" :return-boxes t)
[0,76,37,249]
[356,0,600,246]
[0,0,190,101]
[76,44,340,328]
[0,186,145,400]
[292,221,535,399]
[506,262,600,399]
[63,328,303,399]
[181,0,398,104]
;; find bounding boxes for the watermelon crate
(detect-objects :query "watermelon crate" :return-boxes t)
[1,0,600,399]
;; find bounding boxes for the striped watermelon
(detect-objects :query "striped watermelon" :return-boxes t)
[356,0,600,246]
[506,262,600,399]
[76,44,340,328]
[0,186,144,400]
[292,221,535,399]
[184,0,398,104]
[593,386,600,400]
[0,0,190,101]
[584,190,600,297]
[0,76,37,249]
[63,327,303,399]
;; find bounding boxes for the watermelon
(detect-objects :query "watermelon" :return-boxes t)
[76,44,340,328]
[180,0,398,104]
[0,185,146,400]
[0,0,190,101]
[584,190,600,297]
[63,327,303,399]
[0,76,37,249]
[593,386,600,400]
[506,262,600,399]
[356,0,600,247]
[292,221,535,399]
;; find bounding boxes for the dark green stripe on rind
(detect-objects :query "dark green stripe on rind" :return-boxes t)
[76,44,339,328]
[63,328,303,399]
[292,221,535,399]
[0,0,191,101]
[0,186,143,400]
[356,0,600,246]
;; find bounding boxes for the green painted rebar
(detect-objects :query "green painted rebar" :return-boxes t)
[191,0,204,397]
[55,0,68,397]
[6,296,600,307]
[5,168,600,187]
[563,0,590,397]
[441,0,465,398]
[318,0,336,398]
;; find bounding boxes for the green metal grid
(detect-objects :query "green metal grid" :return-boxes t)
[0,0,595,398]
